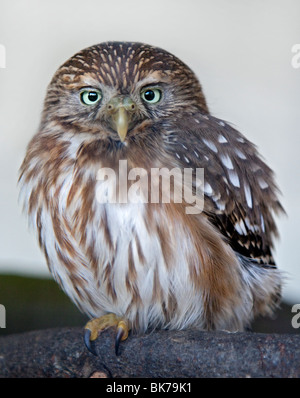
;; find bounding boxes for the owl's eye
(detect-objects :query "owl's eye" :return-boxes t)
[80,89,102,105]
[141,88,162,104]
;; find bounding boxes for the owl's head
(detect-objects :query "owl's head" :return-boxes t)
[42,42,208,142]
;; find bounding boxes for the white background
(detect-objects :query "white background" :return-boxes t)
[0,0,299,303]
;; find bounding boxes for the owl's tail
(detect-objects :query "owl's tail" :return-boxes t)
[237,254,283,323]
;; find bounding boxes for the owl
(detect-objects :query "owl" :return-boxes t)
[19,42,283,355]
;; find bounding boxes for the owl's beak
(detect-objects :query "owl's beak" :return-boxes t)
[107,97,137,142]
[112,107,130,142]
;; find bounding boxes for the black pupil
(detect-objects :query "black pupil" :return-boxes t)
[88,92,98,102]
[144,90,155,101]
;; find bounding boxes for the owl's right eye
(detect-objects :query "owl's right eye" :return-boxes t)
[80,89,102,105]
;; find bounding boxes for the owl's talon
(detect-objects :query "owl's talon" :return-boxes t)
[115,320,129,356]
[84,314,129,356]
[84,329,98,356]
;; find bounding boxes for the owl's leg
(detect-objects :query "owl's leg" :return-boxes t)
[84,313,129,356]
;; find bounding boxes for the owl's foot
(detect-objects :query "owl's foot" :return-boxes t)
[84,313,129,356]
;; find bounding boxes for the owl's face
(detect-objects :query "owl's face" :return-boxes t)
[42,42,208,142]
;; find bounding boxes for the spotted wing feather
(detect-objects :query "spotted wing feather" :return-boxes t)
[163,112,284,265]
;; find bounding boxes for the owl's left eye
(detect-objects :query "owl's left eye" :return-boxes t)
[80,89,102,105]
[141,88,162,104]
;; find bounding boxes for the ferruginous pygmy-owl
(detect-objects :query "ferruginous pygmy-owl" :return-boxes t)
[19,42,284,355]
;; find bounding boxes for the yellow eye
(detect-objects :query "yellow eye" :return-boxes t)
[80,89,102,105]
[141,88,162,104]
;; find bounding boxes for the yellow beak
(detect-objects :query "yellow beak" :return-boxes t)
[107,97,137,142]
[111,107,129,142]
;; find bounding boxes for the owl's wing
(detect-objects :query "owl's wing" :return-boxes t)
[163,112,284,265]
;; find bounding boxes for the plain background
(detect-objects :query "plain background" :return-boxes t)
[0,0,299,304]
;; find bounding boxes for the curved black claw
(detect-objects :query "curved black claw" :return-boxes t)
[115,327,125,356]
[84,329,98,356]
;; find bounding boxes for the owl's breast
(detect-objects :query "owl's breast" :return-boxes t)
[20,145,250,332]
[59,162,208,329]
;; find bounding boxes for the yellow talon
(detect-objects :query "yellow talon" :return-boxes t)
[84,313,129,356]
